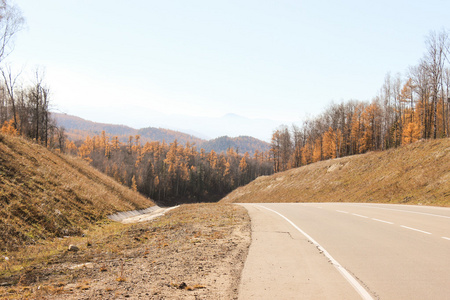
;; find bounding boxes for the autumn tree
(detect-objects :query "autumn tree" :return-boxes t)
[322,127,342,159]
[270,129,281,172]
[69,132,273,205]
[402,122,420,144]
[0,117,15,135]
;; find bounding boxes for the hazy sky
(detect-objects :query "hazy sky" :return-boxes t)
[7,0,450,139]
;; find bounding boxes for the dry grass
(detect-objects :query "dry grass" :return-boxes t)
[221,138,450,206]
[0,134,154,252]
[0,203,250,299]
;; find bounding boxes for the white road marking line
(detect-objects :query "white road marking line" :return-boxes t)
[372,218,394,224]
[352,213,369,219]
[336,210,349,214]
[400,225,432,235]
[442,237,450,241]
[255,204,374,300]
[351,205,450,219]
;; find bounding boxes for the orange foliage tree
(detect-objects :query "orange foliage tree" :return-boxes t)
[68,134,273,205]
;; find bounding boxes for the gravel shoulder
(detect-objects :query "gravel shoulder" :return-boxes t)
[0,203,250,299]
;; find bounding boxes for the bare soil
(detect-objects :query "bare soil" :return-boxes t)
[221,138,450,206]
[0,203,250,299]
[0,134,153,252]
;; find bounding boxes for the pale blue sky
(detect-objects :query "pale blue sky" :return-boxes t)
[7,0,450,140]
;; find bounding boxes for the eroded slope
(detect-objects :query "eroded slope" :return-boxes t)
[0,134,154,251]
[221,139,450,206]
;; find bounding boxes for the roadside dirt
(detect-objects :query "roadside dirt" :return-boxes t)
[0,203,250,299]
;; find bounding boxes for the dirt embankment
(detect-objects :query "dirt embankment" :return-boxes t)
[0,134,154,252]
[221,138,450,206]
[0,203,250,299]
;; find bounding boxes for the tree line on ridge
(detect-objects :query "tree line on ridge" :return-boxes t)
[271,30,450,172]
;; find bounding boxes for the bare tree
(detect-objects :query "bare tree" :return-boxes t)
[0,83,5,123]
[424,30,448,138]
[409,62,431,138]
[291,124,303,168]
[279,126,292,171]
[28,68,50,145]
[56,126,66,151]
[382,73,393,149]
[1,64,22,131]
[0,0,24,63]
[445,68,450,137]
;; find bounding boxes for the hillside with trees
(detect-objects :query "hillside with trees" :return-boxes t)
[221,137,450,206]
[67,132,273,205]
[270,30,450,173]
[199,135,270,155]
[53,113,270,155]
[53,112,204,145]
[48,115,274,204]
[0,67,62,148]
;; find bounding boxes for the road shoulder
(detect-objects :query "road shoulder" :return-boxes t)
[238,204,362,300]
[0,204,250,299]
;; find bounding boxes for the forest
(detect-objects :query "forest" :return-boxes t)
[270,30,450,173]
[0,67,65,149]
[65,134,273,205]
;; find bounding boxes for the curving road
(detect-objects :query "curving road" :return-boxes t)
[238,203,450,300]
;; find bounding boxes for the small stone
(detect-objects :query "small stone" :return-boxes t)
[68,244,79,252]
[69,263,94,270]
[1,282,12,287]
[178,282,187,289]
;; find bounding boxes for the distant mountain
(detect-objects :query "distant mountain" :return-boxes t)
[199,136,270,155]
[137,127,203,145]
[52,113,270,154]
[60,104,287,141]
[52,113,204,145]
[52,113,137,137]
[153,113,282,142]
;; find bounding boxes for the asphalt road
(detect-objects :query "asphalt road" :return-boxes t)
[238,203,450,300]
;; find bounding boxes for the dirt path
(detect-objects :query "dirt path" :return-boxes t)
[0,204,251,299]
[119,206,180,224]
